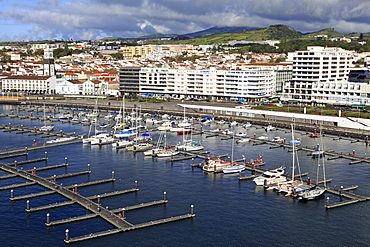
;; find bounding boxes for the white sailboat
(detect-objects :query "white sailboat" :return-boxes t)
[223,132,245,174]
[275,124,305,195]
[296,129,326,201]
[175,107,204,151]
[39,103,54,131]
[82,100,109,144]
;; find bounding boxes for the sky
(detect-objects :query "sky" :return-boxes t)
[1,0,370,42]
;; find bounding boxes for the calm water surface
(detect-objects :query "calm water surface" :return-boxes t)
[0,104,369,247]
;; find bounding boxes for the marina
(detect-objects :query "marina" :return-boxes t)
[0,103,369,246]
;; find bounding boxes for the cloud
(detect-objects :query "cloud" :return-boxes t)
[1,0,370,41]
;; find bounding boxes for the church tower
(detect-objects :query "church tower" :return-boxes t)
[43,48,55,76]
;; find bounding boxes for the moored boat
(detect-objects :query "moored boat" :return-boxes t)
[253,167,286,186]
[202,158,235,173]
[223,164,246,174]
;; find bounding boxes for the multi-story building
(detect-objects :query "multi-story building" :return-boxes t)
[2,75,56,94]
[119,67,141,94]
[282,46,353,104]
[120,65,289,101]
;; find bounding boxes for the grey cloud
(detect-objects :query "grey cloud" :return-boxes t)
[1,0,370,41]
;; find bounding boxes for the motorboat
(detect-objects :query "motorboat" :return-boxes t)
[308,132,321,138]
[288,139,301,145]
[236,132,247,137]
[271,136,284,143]
[158,121,173,131]
[39,125,54,132]
[257,135,269,140]
[46,136,77,144]
[90,135,115,145]
[265,125,276,131]
[222,129,233,135]
[309,149,325,157]
[245,156,265,166]
[237,137,250,143]
[112,139,133,149]
[202,158,235,173]
[253,167,286,186]
[127,143,153,152]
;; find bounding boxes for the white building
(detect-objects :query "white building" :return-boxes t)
[282,46,353,104]
[2,75,56,94]
[55,79,82,95]
[136,65,281,101]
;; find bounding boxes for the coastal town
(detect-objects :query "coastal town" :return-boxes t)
[0,9,370,244]
[1,37,370,107]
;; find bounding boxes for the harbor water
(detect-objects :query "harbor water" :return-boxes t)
[0,104,369,247]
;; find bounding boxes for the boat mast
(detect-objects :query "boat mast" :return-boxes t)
[291,124,295,182]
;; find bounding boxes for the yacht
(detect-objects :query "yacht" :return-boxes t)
[253,167,286,186]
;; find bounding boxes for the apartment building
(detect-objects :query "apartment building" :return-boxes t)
[282,46,353,104]
[120,65,288,101]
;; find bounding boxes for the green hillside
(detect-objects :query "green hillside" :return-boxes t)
[306,28,343,38]
[174,25,304,45]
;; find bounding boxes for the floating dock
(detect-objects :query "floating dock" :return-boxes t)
[0,159,194,244]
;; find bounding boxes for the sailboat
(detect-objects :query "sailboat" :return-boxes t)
[83,100,110,144]
[203,132,237,173]
[39,103,54,131]
[296,128,326,201]
[223,132,246,174]
[275,124,305,195]
[175,107,204,151]
[156,131,179,157]
[114,95,137,138]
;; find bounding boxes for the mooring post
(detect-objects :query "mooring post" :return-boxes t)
[26,200,30,211]
[25,147,28,157]
[65,229,69,242]
[87,164,90,172]
[191,158,194,165]
[340,186,343,196]
[53,175,56,183]
[14,160,17,170]
[64,157,68,165]
[97,195,101,205]
[46,213,50,225]
[326,197,330,208]
[112,171,115,180]
[191,204,194,215]
[135,180,138,189]
[10,189,14,199]
[45,151,48,158]
[163,191,167,201]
